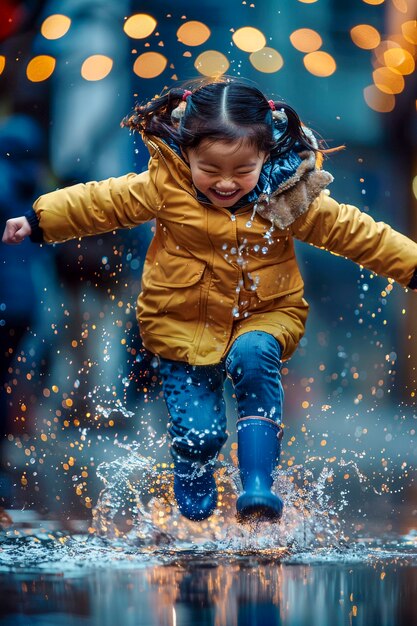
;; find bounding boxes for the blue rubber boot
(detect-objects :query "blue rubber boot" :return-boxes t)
[236,416,284,522]
[173,457,218,521]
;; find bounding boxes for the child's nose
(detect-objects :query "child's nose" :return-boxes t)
[217,175,235,186]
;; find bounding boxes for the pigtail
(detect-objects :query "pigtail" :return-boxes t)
[268,99,343,157]
[268,100,317,156]
[120,87,188,139]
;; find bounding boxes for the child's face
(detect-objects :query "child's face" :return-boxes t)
[184,139,268,208]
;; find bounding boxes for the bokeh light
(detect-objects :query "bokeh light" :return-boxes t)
[123,14,157,39]
[383,47,415,75]
[303,51,336,77]
[26,55,56,82]
[232,27,266,52]
[362,0,385,5]
[402,20,417,44]
[373,66,404,94]
[392,0,408,13]
[40,14,71,40]
[177,21,211,46]
[249,47,283,73]
[0,56,5,75]
[350,24,381,50]
[297,0,319,3]
[81,55,113,81]
[290,29,322,53]
[194,50,229,77]
[364,84,395,112]
[373,40,402,66]
[412,175,417,200]
[133,52,167,78]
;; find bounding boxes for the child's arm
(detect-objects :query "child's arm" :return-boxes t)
[2,170,159,245]
[291,191,417,289]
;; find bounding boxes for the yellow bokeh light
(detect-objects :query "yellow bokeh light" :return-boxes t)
[384,47,415,74]
[40,14,71,40]
[402,20,417,44]
[232,27,266,52]
[0,56,5,75]
[364,84,395,112]
[373,66,404,94]
[26,55,56,82]
[81,55,113,81]
[290,29,322,53]
[350,24,381,49]
[123,14,157,39]
[133,52,167,78]
[177,21,210,46]
[303,51,336,77]
[249,47,284,73]
[362,0,384,5]
[194,50,229,77]
[412,175,417,200]
[297,0,319,3]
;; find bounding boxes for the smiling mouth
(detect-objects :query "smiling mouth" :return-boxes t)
[210,188,240,199]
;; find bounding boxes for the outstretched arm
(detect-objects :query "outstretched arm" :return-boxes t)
[2,170,160,245]
[291,191,417,289]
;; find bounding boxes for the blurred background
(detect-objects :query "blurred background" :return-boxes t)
[1,0,417,530]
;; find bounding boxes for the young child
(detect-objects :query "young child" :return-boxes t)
[3,78,417,523]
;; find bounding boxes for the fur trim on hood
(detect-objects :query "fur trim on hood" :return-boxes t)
[254,127,333,230]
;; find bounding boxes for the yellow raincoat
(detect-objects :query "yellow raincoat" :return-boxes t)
[32,136,417,364]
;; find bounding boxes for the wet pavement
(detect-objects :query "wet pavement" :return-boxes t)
[1,510,417,626]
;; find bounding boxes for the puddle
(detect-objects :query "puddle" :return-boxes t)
[1,448,417,573]
[2,444,417,626]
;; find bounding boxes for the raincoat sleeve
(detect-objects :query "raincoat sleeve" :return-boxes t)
[32,171,159,244]
[290,190,417,288]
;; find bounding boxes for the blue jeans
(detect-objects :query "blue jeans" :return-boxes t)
[158,331,284,463]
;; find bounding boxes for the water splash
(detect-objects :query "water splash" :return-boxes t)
[89,444,350,555]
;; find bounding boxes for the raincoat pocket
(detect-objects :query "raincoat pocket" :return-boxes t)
[245,258,304,301]
[145,253,207,325]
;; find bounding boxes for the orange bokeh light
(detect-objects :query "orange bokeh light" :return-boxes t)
[384,47,415,74]
[350,24,381,49]
[290,29,322,53]
[402,20,417,44]
[177,21,210,46]
[373,66,404,94]
[81,55,113,81]
[26,55,56,82]
[249,47,284,73]
[364,84,395,112]
[133,52,167,78]
[40,14,71,40]
[392,0,408,13]
[124,14,157,39]
[194,50,230,77]
[303,51,336,77]
[232,27,266,52]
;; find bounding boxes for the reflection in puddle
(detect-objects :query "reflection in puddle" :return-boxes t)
[1,541,417,626]
[1,450,417,625]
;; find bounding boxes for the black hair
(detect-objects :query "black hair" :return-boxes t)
[121,78,318,157]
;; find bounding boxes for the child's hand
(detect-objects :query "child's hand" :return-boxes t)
[2,217,32,244]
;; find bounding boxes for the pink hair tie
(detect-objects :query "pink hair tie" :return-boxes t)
[182,90,192,101]
[268,99,276,111]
